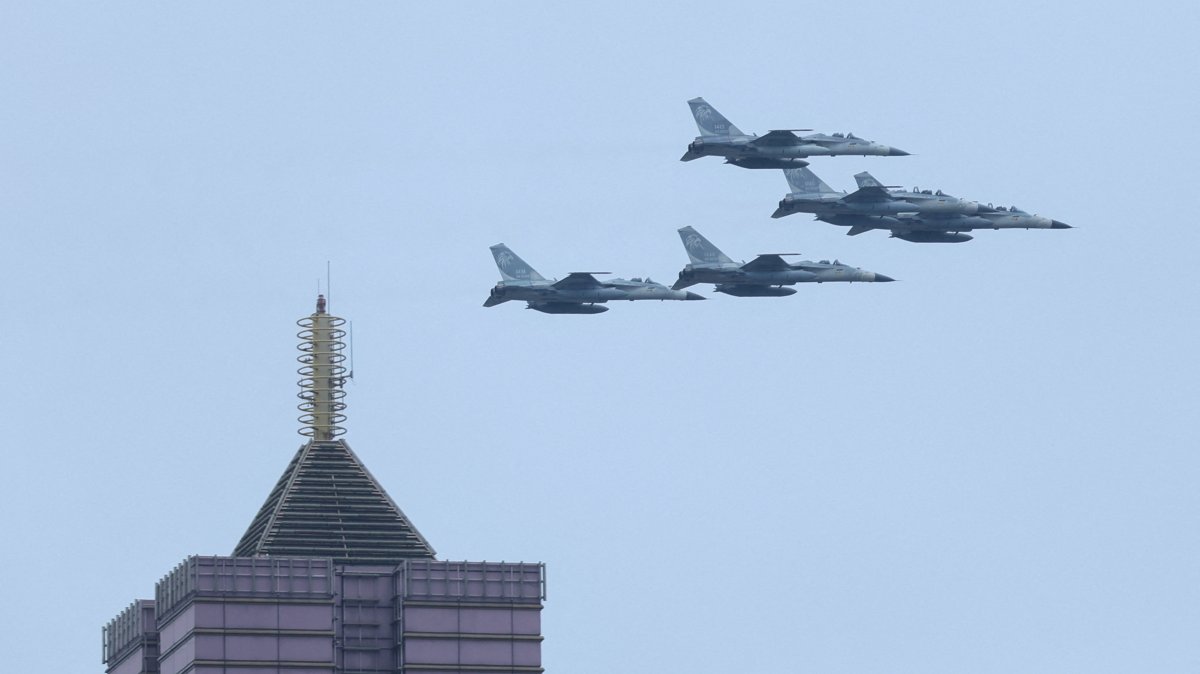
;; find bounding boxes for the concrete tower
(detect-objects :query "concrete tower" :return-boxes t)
[102,296,546,674]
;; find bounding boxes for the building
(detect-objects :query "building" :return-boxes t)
[102,296,546,674]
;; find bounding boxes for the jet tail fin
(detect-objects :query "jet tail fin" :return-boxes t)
[678,226,735,265]
[688,97,745,137]
[783,167,837,195]
[489,244,545,283]
[854,171,885,189]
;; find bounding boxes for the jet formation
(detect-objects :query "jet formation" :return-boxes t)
[483,98,1072,314]
[680,97,908,169]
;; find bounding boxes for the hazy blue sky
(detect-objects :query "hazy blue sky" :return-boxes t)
[4,2,1199,672]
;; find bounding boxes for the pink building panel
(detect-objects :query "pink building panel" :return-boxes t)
[513,639,542,667]
[460,638,519,665]
[514,607,541,634]
[157,636,194,674]
[404,638,461,664]
[404,606,459,632]
[156,612,190,656]
[277,634,334,661]
[105,646,148,674]
[188,601,333,631]
[405,605,542,634]
[403,635,540,668]
[191,669,333,674]
[189,633,333,664]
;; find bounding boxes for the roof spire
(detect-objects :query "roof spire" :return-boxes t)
[297,294,347,440]
[232,294,435,561]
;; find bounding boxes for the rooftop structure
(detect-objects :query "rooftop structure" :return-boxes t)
[232,439,436,563]
[102,295,545,674]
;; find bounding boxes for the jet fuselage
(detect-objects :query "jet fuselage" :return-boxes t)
[774,192,988,219]
[491,284,628,305]
[818,211,1070,243]
[677,266,817,287]
[676,262,891,289]
[686,135,900,168]
[489,280,702,306]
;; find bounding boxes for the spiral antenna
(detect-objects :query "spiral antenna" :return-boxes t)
[297,294,348,440]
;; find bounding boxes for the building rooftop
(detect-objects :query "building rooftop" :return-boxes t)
[233,439,435,563]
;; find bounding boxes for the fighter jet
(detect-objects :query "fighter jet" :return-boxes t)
[774,168,1072,243]
[485,244,705,314]
[671,226,894,297]
[680,97,908,169]
[772,167,992,219]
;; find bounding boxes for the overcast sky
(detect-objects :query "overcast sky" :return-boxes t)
[4,2,1199,672]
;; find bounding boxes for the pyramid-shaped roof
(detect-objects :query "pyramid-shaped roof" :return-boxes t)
[234,440,436,563]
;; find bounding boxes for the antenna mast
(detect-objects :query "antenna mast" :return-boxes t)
[296,294,348,440]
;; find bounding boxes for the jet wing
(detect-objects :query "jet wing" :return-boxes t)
[748,130,804,147]
[741,254,795,272]
[794,133,837,145]
[841,186,894,203]
[552,272,607,289]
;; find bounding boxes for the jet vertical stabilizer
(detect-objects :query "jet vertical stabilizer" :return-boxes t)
[784,167,838,196]
[677,226,735,266]
[853,171,887,189]
[489,244,546,283]
[687,97,745,137]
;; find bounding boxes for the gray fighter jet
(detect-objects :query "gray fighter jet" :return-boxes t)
[671,226,894,297]
[773,168,992,219]
[485,244,705,314]
[774,168,1072,243]
[680,97,908,169]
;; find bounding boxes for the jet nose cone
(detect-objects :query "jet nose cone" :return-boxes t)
[685,291,706,300]
[887,147,910,156]
[874,274,896,282]
[1051,220,1072,229]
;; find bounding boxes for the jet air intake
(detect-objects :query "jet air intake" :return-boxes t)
[891,231,974,243]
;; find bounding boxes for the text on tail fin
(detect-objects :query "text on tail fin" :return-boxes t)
[784,167,835,195]
[678,226,733,265]
[490,244,544,282]
[688,97,744,137]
